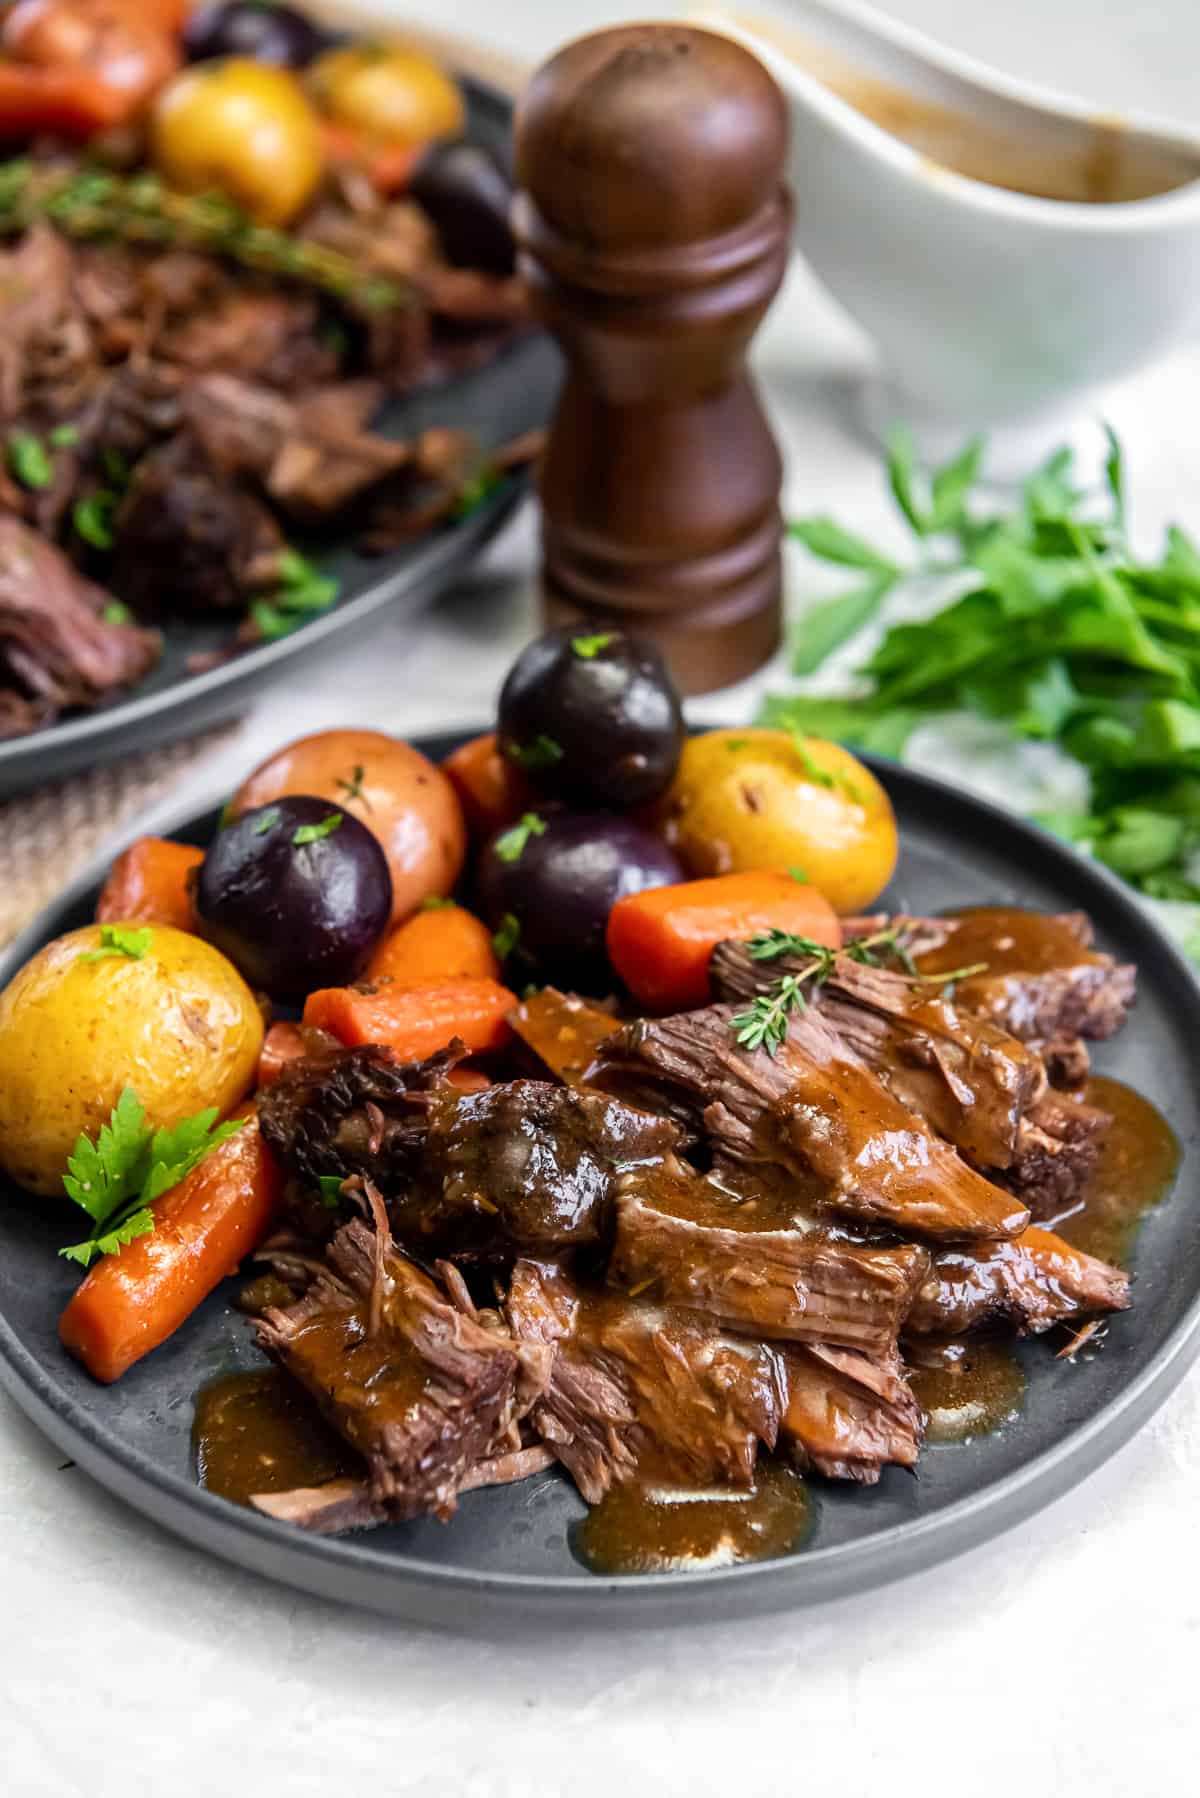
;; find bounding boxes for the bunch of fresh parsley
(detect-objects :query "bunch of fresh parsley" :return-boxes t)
[60,1087,245,1267]
[761,427,1200,949]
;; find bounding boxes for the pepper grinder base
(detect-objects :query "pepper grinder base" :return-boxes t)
[541,571,783,697]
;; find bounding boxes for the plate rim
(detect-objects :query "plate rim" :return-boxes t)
[2,739,1199,1626]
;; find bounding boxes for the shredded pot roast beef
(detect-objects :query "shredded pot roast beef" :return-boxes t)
[0,158,539,735]
[0,512,158,737]
[709,941,1113,1218]
[251,904,1139,1530]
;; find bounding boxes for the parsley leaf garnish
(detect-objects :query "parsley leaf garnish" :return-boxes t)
[789,733,835,790]
[452,461,501,521]
[49,422,80,447]
[250,547,339,643]
[494,812,546,863]
[571,632,615,658]
[101,599,132,626]
[81,923,154,963]
[292,812,342,846]
[787,731,866,804]
[317,1175,345,1210]
[420,894,455,911]
[59,1088,245,1267]
[506,734,563,771]
[8,431,53,490]
[254,807,281,834]
[492,912,521,959]
[73,491,118,550]
[335,763,367,806]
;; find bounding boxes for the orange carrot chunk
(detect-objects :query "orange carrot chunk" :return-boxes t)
[95,837,203,932]
[442,732,533,842]
[304,976,515,1061]
[59,1119,281,1385]
[366,902,499,986]
[606,872,842,1012]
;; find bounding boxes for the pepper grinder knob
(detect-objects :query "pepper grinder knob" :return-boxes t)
[514,23,791,694]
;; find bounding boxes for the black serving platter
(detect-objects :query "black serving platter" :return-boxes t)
[0,82,560,799]
[1,735,1198,1630]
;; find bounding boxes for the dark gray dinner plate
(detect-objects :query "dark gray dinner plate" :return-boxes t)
[1,736,1198,1630]
[0,82,561,799]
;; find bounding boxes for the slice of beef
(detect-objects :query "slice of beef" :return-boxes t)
[251,1444,557,1534]
[509,987,622,1086]
[505,1259,788,1504]
[955,962,1136,1045]
[905,1224,1130,1337]
[0,514,158,735]
[848,908,1138,1043]
[997,1090,1112,1219]
[1037,1032,1092,1089]
[259,1043,680,1255]
[413,1079,681,1254]
[0,223,92,424]
[109,432,285,613]
[90,359,185,465]
[711,945,1109,1217]
[0,223,76,418]
[178,369,413,520]
[258,1040,463,1196]
[156,290,341,390]
[180,372,295,484]
[256,1217,547,1523]
[609,1164,929,1356]
[712,943,1047,1169]
[781,1343,922,1484]
[588,1004,1030,1243]
[266,430,413,521]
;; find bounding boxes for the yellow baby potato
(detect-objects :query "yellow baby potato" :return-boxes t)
[659,727,898,914]
[0,923,263,1195]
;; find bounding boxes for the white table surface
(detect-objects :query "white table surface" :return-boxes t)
[6,5,1200,1792]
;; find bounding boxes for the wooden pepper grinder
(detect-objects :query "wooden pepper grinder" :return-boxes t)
[513,23,792,694]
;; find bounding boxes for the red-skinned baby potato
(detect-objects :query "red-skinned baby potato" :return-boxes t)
[227,728,466,924]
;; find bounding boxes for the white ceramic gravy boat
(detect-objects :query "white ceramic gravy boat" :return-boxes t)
[697,1,1200,458]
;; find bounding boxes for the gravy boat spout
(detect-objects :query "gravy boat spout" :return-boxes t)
[699,2,1200,446]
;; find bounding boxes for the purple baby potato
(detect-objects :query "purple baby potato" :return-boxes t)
[478,809,683,984]
[196,796,392,1000]
[498,626,685,812]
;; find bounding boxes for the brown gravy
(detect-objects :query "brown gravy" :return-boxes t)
[915,906,1102,977]
[727,13,1197,204]
[193,1367,357,1508]
[574,1462,810,1576]
[510,988,620,1085]
[908,1338,1027,1442]
[1054,1075,1180,1266]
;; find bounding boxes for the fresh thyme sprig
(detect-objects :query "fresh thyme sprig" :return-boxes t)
[0,160,409,312]
[731,923,989,1055]
[746,922,908,974]
[731,975,809,1054]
